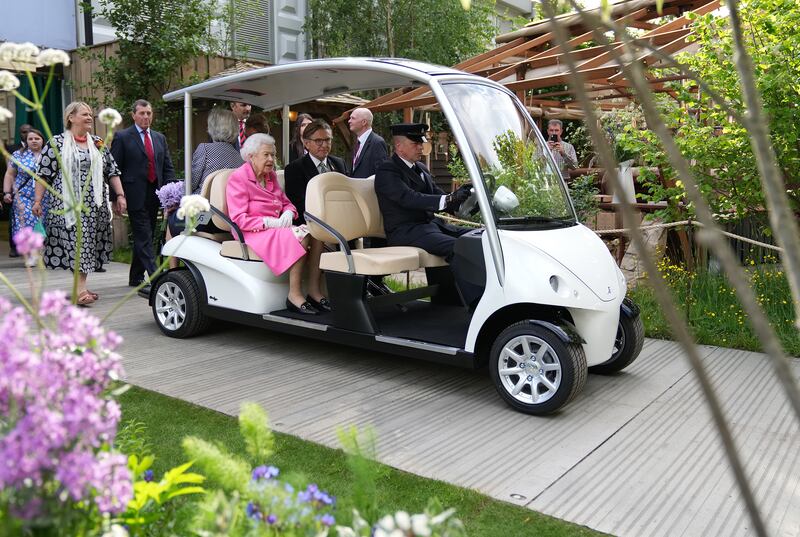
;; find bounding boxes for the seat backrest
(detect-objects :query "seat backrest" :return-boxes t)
[200,168,229,202]
[208,169,236,231]
[208,168,285,231]
[305,172,385,243]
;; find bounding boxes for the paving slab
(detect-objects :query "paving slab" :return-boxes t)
[1,257,798,536]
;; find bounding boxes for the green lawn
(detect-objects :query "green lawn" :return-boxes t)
[118,386,604,537]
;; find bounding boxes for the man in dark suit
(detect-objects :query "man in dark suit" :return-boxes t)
[111,99,176,287]
[231,101,252,149]
[374,123,471,262]
[348,107,388,178]
[284,119,346,225]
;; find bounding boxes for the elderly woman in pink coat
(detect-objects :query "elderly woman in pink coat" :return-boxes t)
[226,133,329,315]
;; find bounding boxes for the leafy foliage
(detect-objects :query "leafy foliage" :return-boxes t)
[593,0,800,223]
[305,0,497,66]
[568,175,600,224]
[490,131,570,217]
[336,425,386,522]
[80,0,223,135]
[239,402,275,462]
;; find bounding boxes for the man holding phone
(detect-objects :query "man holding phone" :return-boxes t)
[546,119,578,180]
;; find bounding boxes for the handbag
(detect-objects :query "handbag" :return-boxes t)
[33,218,46,238]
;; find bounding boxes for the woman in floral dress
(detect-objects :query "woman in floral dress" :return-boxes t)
[3,128,46,243]
[33,101,128,306]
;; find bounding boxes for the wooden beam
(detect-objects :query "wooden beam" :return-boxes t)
[606,33,695,82]
[576,1,718,72]
[503,65,619,93]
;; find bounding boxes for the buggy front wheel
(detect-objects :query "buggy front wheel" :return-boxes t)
[489,322,587,415]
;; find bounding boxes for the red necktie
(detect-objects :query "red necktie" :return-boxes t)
[239,120,246,146]
[143,129,156,183]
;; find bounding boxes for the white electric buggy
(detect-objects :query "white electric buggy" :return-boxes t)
[149,58,644,415]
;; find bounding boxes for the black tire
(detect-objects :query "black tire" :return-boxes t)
[152,270,211,338]
[589,308,644,375]
[489,322,587,415]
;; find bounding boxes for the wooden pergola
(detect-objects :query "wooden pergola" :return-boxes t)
[343,0,720,125]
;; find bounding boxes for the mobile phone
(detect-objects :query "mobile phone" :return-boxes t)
[548,134,558,143]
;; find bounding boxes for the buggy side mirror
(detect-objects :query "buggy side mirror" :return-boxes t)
[492,185,519,213]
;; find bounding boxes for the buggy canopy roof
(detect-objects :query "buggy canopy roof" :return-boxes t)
[162,58,467,110]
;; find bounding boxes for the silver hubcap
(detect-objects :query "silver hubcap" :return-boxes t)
[498,335,562,404]
[155,282,187,331]
[612,323,625,358]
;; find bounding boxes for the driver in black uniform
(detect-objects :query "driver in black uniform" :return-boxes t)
[374,123,471,261]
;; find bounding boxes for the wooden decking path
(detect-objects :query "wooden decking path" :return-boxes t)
[1,255,798,537]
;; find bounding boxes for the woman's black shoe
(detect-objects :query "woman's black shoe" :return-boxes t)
[286,298,319,315]
[306,295,332,312]
[9,250,19,258]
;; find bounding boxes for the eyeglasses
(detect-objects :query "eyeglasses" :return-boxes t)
[307,137,332,146]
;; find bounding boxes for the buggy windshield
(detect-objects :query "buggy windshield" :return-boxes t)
[442,82,576,229]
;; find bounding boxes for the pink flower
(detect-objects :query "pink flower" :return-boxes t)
[12,227,44,255]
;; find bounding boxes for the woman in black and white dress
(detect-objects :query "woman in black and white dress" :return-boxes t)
[34,101,127,306]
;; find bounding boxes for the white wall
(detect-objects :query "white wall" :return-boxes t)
[1,1,78,50]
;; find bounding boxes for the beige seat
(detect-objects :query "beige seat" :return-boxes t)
[304,172,447,274]
[207,169,286,261]
[194,168,234,242]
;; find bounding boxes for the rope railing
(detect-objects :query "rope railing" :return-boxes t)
[436,214,784,252]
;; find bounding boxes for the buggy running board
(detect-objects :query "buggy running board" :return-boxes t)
[374,335,460,355]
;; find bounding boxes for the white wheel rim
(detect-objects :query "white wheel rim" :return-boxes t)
[497,335,562,405]
[155,282,187,331]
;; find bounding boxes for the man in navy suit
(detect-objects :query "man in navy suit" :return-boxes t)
[111,99,175,287]
[374,123,471,261]
[284,119,347,225]
[348,107,388,178]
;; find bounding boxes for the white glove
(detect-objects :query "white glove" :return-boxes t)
[278,210,294,228]
[263,216,282,228]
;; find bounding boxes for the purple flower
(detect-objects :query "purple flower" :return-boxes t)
[297,483,334,506]
[155,181,185,210]
[267,514,277,525]
[12,227,44,255]
[320,513,335,526]
[143,469,153,482]
[246,501,260,520]
[0,293,129,521]
[251,465,279,481]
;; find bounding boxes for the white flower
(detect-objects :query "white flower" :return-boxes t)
[378,515,396,531]
[98,107,123,128]
[0,106,12,123]
[0,70,20,92]
[176,194,210,220]
[394,511,411,531]
[14,42,40,63]
[388,531,404,537]
[351,509,370,532]
[334,528,356,537]
[37,48,71,67]
[373,530,389,537]
[0,42,17,62]
[410,514,431,537]
[101,524,129,537]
